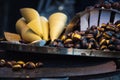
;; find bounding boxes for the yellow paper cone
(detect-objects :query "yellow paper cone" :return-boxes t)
[20,8,43,37]
[16,17,27,34]
[4,32,21,41]
[27,19,43,37]
[20,8,40,22]
[21,28,42,42]
[16,18,42,42]
[40,16,49,41]
[49,12,67,41]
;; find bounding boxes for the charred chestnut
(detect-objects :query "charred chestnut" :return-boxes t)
[0,59,6,67]
[12,64,22,71]
[72,33,81,41]
[100,45,107,50]
[17,61,25,67]
[36,62,43,68]
[24,62,36,69]
[104,3,111,9]
[108,44,115,50]
[64,39,73,44]
[6,61,13,67]
[112,2,120,9]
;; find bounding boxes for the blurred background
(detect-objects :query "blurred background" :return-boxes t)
[0,0,119,37]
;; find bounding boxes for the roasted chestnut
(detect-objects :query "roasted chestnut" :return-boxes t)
[61,35,67,41]
[72,33,81,41]
[17,61,25,67]
[100,45,107,50]
[112,2,120,9]
[12,64,22,71]
[0,59,6,67]
[104,3,111,9]
[99,39,107,46]
[108,44,115,50]
[6,61,13,67]
[36,62,43,68]
[64,39,73,44]
[24,62,36,69]
[86,34,94,39]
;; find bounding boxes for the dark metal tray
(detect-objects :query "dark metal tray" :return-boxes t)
[0,42,120,78]
[0,42,120,58]
[0,50,119,78]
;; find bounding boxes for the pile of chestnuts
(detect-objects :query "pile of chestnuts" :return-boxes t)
[50,20,120,51]
[0,59,43,71]
[94,1,120,10]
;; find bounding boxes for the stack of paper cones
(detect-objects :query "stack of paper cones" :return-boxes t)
[16,8,68,43]
[49,12,67,41]
[20,8,43,37]
[40,16,49,41]
[16,18,42,42]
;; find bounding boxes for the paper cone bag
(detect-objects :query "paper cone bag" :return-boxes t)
[20,8,43,37]
[49,12,67,41]
[16,17,27,34]
[16,18,42,42]
[40,16,49,41]
[4,32,21,41]
[27,19,43,37]
[21,28,42,42]
[20,8,40,22]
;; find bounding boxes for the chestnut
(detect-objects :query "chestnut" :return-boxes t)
[24,62,36,69]
[115,20,120,26]
[112,2,120,9]
[86,34,94,39]
[0,59,6,67]
[97,27,105,32]
[17,61,25,67]
[67,32,73,38]
[101,23,107,28]
[100,45,107,50]
[61,35,67,41]
[64,39,73,44]
[104,3,111,9]
[103,32,112,39]
[108,44,115,50]
[72,33,81,41]
[99,39,107,46]
[12,64,22,71]
[6,61,13,68]
[36,62,43,68]
[106,25,115,31]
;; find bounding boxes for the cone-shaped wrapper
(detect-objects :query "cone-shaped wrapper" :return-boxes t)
[40,16,49,41]
[16,17,27,34]
[20,8,40,22]
[27,19,43,37]
[4,32,21,41]
[16,18,42,42]
[49,12,67,41]
[21,28,42,42]
[20,8,43,37]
